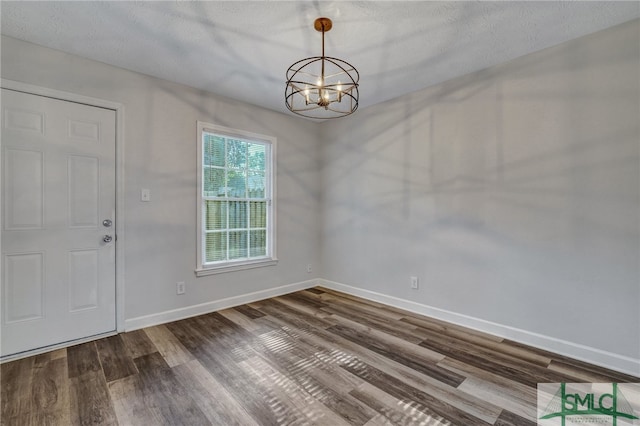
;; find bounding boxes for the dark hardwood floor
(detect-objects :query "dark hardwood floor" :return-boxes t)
[1,287,637,425]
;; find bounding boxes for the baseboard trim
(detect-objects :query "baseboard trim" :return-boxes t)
[318,279,640,377]
[125,279,319,332]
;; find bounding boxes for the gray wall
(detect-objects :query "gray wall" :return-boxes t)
[321,19,639,359]
[1,36,322,321]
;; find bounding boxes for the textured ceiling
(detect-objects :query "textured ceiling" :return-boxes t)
[2,1,639,119]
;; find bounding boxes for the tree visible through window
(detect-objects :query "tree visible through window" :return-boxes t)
[197,123,275,272]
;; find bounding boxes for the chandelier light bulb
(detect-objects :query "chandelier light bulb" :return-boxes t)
[304,87,310,104]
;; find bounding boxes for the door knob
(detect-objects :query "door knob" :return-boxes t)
[103,219,113,227]
[103,235,113,243]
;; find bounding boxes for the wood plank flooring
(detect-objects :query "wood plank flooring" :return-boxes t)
[1,287,638,425]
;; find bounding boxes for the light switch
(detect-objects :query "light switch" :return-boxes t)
[141,188,151,202]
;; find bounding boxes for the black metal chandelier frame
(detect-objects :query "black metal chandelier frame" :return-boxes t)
[285,17,360,119]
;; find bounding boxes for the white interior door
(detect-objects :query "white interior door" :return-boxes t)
[1,88,116,357]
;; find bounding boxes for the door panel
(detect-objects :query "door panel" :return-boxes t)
[68,249,100,312]
[68,155,100,228]
[1,88,117,356]
[3,149,44,230]
[3,252,44,323]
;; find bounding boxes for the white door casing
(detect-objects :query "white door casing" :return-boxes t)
[1,88,117,356]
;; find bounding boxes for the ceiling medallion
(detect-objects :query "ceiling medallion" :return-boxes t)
[285,17,360,119]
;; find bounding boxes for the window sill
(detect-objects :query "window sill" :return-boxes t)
[195,258,278,277]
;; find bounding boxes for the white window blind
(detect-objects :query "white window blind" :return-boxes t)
[196,122,276,275]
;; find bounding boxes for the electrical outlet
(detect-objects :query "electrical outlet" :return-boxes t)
[306,263,312,273]
[176,281,186,295]
[410,276,419,290]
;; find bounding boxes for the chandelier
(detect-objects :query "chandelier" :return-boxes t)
[285,17,359,119]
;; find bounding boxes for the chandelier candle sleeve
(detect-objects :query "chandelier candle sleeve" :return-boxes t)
[285,17,359,119]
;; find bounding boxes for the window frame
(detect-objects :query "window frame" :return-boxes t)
[196,121,277,276]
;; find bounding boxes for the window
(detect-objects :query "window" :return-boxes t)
[196,122,276,275]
